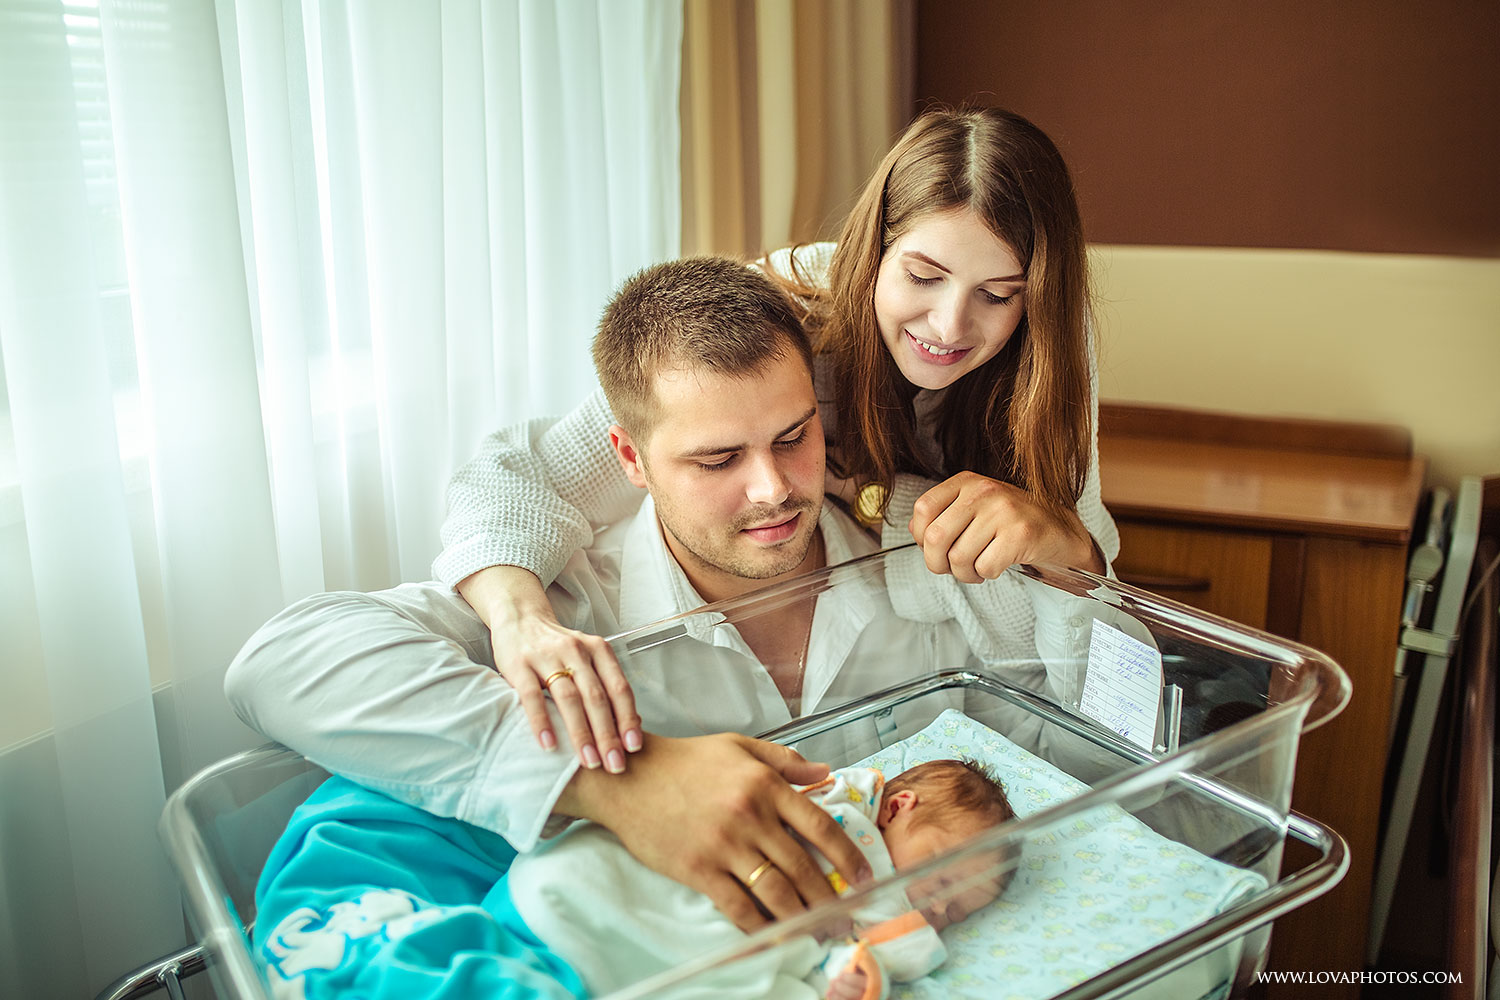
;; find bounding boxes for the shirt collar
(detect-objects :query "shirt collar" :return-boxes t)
[616,493,705,631]
[614,495,883,711]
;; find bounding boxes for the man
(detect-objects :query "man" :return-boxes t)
[229,257,1066,996]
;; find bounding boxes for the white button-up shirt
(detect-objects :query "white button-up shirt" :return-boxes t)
[227,496,1079,851]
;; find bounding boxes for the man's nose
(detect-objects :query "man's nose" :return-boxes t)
[744,452,791,506]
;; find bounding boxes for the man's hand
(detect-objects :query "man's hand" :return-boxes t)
[909,472,1105,583]
[456,565,643,772]
[555,732,871,932]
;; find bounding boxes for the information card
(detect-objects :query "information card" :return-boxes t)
[1079,620,1163,749]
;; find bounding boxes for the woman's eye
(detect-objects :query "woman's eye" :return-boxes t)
[981,289,1016,306]
[775,430,807,450]
[904,271,940,287]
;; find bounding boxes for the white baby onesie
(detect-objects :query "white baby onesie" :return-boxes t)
[799,768,948,998]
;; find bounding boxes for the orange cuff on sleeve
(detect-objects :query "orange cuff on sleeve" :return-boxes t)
[839,941,885,1000]
[860,909,930,946]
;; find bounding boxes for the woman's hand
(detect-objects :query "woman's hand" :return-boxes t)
[456,565,643,772]
[909,471,1105,583]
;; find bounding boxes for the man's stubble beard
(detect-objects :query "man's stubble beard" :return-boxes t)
[655,492,821,582]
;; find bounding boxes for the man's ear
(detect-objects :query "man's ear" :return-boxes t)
[609,425,649,490]
[879,789,918,828]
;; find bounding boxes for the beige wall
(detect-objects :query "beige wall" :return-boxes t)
[1090,245,1500,489]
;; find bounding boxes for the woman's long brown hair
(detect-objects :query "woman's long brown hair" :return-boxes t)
[773,106,1092,519]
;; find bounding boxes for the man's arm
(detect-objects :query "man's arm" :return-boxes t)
[225,584,868,928]
[225,582,575,847]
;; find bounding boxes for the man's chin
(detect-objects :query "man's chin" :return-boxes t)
[730,528,819,580]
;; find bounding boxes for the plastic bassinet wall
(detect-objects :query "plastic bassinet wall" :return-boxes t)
[159,553,1350,1000]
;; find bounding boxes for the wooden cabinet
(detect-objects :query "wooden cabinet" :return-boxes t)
[1098,403,1426,998]
[1112,521,1274,628]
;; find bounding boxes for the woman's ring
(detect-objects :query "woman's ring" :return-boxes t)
[543,669,573,689]
[744,859,776,889]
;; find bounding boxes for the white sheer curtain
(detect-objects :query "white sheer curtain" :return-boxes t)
[0,0,682,994]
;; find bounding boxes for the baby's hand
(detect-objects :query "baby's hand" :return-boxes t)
[825,968,868,1000]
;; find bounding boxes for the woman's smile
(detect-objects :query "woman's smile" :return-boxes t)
[904,330,972,365]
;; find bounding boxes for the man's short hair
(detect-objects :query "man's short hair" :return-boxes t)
[592,256,813,440]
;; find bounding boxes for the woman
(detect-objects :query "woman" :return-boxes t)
[439,106,1119,771]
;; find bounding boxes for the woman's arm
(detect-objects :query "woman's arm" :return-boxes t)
[434,388,641,588]
[457,565,642,773]
[1072,346,1121,570]
[435,388,646,766]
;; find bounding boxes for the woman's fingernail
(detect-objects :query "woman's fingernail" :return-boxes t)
[540,730,557,751]
[624,729,643,752]
[857,865,873,883]
[582,744,601,769]
[606,749,625,774]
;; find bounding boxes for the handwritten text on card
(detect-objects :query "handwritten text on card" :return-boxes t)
[1079,620,1162,750]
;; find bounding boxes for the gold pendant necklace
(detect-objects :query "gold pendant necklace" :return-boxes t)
[786,599,814,716]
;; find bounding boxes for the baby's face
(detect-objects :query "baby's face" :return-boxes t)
[883,816,967,872]
[912,866,1004,933]
[886,819,1005,932]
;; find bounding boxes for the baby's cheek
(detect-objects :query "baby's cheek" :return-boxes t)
[921,906,950,932]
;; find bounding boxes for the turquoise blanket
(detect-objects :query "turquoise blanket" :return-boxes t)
[254,777,584,1000]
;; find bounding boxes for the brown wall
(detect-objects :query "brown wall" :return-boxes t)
[915,0,1500,256]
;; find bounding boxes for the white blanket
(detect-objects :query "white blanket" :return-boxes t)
[504,822,828,999]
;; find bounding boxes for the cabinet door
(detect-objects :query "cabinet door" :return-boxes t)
[1112,521,1273,629]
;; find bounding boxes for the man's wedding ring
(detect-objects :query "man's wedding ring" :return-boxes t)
[744,859,776,888]
[543,669,573,689]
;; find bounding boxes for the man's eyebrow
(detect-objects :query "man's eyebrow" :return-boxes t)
[677,406,817,458]
[902,250,1024,284]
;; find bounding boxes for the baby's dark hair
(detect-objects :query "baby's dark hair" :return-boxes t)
[884,757,1014,831]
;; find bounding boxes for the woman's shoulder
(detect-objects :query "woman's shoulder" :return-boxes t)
[760,242,837,288]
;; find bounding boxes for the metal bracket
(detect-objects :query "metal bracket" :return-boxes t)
[95,945,206,1000]
[157,963,186,1000]
[1399,625,1457,658]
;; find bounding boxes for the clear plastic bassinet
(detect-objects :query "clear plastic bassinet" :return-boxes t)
[158,553,1349,1000]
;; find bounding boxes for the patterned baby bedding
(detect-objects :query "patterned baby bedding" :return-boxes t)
[858,710,1266,1000]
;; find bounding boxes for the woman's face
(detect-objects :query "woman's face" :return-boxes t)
[873,208,1027,392]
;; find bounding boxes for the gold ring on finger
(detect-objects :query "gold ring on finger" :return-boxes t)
[543,668,573,689]
[744,859,776,889]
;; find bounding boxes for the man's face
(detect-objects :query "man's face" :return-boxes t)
[610,349,825,598]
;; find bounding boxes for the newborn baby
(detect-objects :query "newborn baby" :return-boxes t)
[498,758,1017,1000]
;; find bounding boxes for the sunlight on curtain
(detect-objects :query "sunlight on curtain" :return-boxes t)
[0,0,682,993]
[680,0,912,258]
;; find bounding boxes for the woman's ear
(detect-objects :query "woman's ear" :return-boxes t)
[609,425,649,489]
[879,789,918,828]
